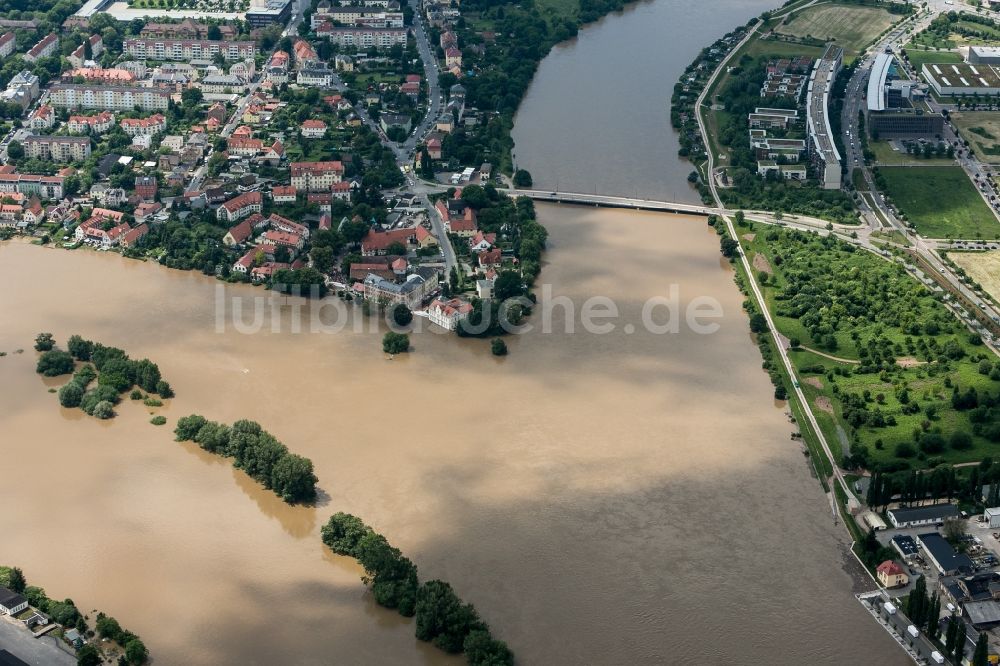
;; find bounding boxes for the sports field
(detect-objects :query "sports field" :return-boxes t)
[775,3,899,55]
[879,166,999,239]
[949,250,1000,304]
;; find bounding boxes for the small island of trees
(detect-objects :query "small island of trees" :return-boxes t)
[34,334,173,420]
[174,416,318,504]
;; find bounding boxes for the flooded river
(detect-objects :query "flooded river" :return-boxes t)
[0,0,905,663]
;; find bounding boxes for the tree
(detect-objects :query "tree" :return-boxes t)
[321,513,370,555]
[392,303,413,327]
[36,350,75,377]
[34,332,55,351]
[175,415,208,441]
[92,400,115,419]
[943,517,967,543]
[311,245,335,273]
[124,638,148,665]
[7,140,23,160]
[464,630,513,666]
[415,580,482,653]
[77,644,101,666]
[96,614,123,641]
[270,453,318,503]
[59,382,84,408]
[512,169,532,188]
[207,24,222,40]
[156,380,174,398]
[383,332,409,354]
[181,87,203,107]
[493,271,524,302]
[491,338,508,356]
[67,335,93,361]
[8,567,25,594]
[386,241,407,256]
[974,631,989,666]
[720,237,739,258]
[748,313,767,334]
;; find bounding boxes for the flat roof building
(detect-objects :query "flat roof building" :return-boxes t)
[917,532,974,576]
[867,52,894,112]
[806,44,843,190]
[968,46,1000,65]
[887,503,960,528]
[922,62,1000,96]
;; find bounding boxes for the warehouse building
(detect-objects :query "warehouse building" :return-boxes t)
[887,503,960,528]
[922,62,1000,96]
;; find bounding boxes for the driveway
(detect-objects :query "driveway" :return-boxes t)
[0,616,75,665]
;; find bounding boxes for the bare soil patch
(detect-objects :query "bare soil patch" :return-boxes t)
[815,396,834,414]
[752,252,772,274]
[804,377,823,390]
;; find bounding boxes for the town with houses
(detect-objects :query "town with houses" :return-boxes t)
[0,0,541,354]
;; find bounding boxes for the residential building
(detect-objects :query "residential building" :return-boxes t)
[876,561,908,589]
[316,26,407,47]
[262,229,304,251]
[0,32,14,59]
[68,35,105,68]
[135,176,157,201]
[271,185,297,203]
[300,120,327,139]
[297,63,334,87]
[24,136,91,162]
[362,270,436,308]
[290,161,344,191]
[123,38,256,62]
[269,213,309,239]
[68,111,115,134]
[120,114,167,136]
[200,74,248,94]
[0,173,64,199]
[227,137,264,157]
[887,504,960,529]
[266,50,290,84]
[360,227,415,255]
[0,587,28,616]
[27,105,55,131]
[427,297,473,330]
[380,113,411,134]
[445,47,462,68]
[1,71,40,109]
[24,33,58,62]
[122,223,149,248]
[216,191,263,222]
[50,85,170,111]
[425,137,442,160]
[62,67,136,85]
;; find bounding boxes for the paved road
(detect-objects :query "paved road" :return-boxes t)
[0,616,75,666]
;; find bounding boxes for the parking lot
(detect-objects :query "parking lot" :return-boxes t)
[0,615,74,666]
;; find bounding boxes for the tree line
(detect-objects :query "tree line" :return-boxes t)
[321,513,513,665]
[174,416,318,504]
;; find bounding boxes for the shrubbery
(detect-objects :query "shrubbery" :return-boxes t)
[174,416,318,503]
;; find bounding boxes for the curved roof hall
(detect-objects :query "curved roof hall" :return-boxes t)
[867,52,894,112]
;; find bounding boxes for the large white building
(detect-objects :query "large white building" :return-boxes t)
[124,38,256,62]
[50,85,170,111]
[0,173,64,199]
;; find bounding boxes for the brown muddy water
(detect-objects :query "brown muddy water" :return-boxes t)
[0,204,903,664]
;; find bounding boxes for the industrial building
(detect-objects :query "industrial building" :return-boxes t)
[917,532,974,576]
[968,46,1000,65]
[922,62,1000,97]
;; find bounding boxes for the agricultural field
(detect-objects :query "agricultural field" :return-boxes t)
[738,226,1000,468]
[952,112,1000,164]
[774,3,899,56]
[949,250,1000,305]
[878,166,999,239]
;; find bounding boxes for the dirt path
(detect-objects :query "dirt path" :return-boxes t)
[798,345,860,365]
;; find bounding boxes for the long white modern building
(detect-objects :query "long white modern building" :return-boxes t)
[806,44,843,190]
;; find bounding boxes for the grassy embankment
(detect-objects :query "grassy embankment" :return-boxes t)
[878,166,999,239]
[737,225,1000,469]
